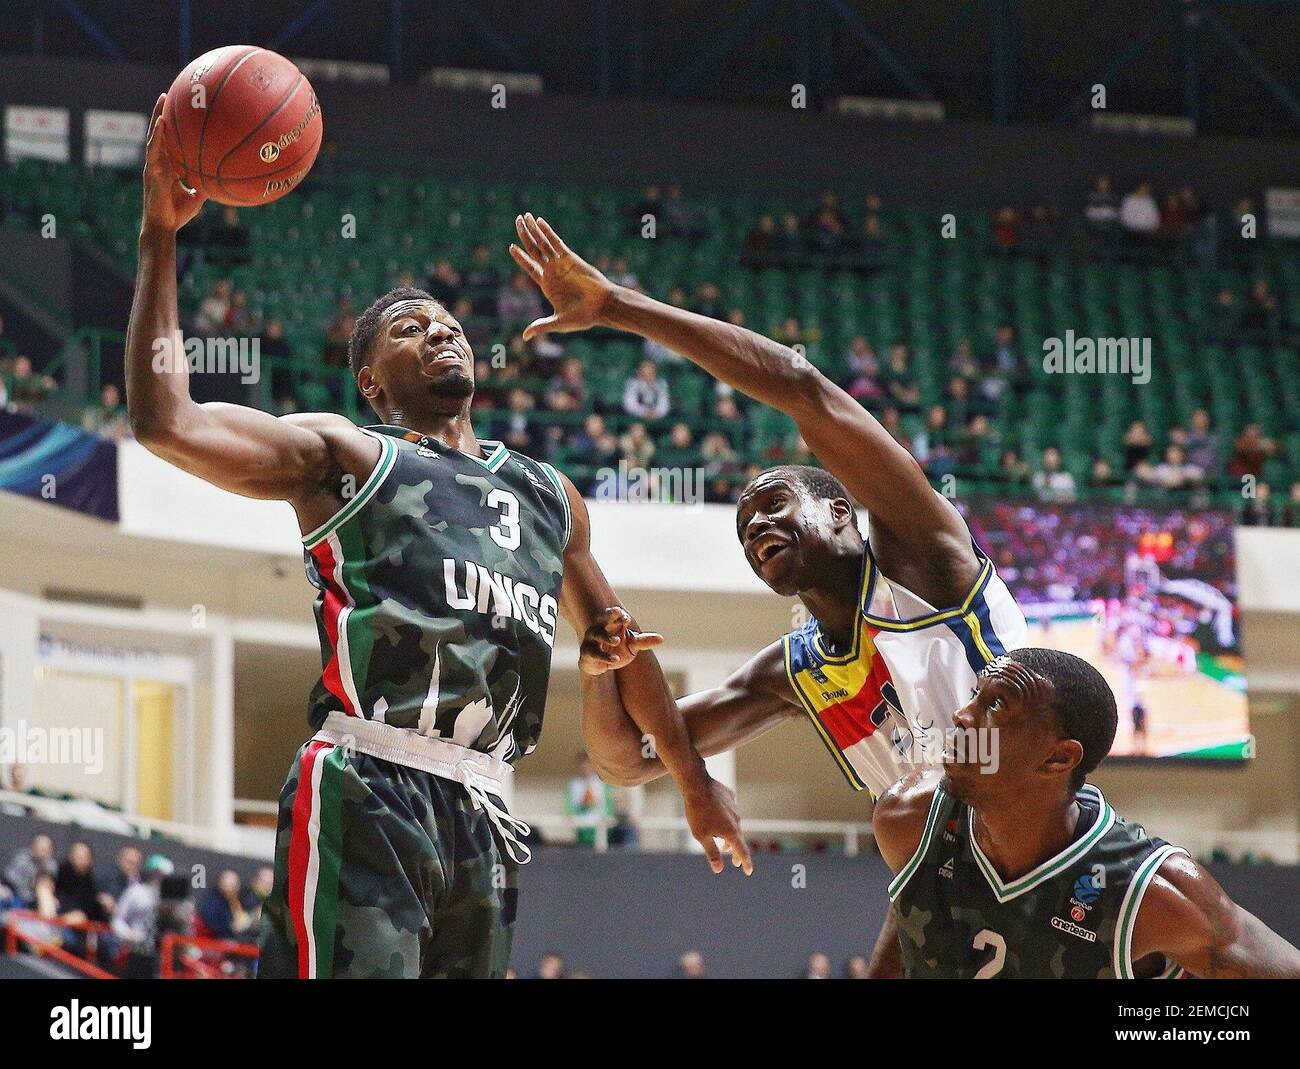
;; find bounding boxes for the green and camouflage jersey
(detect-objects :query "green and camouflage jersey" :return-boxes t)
[889,782,1189,979]
[300,425,572,764]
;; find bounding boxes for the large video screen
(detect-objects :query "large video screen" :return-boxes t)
[961,501,1249,761]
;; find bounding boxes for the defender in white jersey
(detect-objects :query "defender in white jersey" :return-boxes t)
[508,213,1028,975]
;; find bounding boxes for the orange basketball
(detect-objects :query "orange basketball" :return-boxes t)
[161,45,322,207]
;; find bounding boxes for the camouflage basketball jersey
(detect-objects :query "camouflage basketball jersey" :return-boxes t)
[300,425,571,764]
[889,783,1188,979]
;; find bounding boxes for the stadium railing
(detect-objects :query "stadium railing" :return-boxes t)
[3,909,117,979]
[159,932,260,979]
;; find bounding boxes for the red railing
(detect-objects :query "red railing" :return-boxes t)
[3,909,117,979]
[159,932,259,979]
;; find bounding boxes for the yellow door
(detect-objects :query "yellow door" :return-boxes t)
[132,681,176,821]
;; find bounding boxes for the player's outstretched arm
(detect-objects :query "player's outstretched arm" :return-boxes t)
[510,214,978,598]
[127,95,375,504]
[556,473,753,874]
[585,637,801,787]
[1132,852,1300,978]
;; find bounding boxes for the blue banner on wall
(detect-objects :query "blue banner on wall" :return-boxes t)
[0,410,119,522]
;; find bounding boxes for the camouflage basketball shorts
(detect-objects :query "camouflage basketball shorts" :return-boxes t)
[258,739,519,979]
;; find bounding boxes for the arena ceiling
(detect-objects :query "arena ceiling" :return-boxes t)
[2,0,1299,141]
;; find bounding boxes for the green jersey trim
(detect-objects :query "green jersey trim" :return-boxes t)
[538,462,572,548]
[887,786,948,900]
[302,433,398,549]
[1113,843,1189,979]
[465,439,509,473]
[968,783,1115,904]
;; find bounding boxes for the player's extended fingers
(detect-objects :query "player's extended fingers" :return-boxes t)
[144,96,168,168]
[524,212,559,259]
[730,834,754,876]
[514,215,544,262]
[627,630,665,652]
[536,216,571,256]
[508,243,543,282]
[521,314,558,341]
[698,834,725,875]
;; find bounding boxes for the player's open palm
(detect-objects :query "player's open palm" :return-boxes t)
[142,94,206,234]
[510,213,614,340]
[578,607,664,676]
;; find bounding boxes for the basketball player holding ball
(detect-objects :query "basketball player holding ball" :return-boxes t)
[127,64,749,978]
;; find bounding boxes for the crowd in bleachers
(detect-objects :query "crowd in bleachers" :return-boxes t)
[0,830,269,978]
[4,158,1300,521]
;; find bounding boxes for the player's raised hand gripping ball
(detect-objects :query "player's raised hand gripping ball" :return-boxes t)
[161,45,322,206]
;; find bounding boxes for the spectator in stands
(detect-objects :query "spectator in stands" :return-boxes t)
[1120,180,1161,239]
[629,184,662,229]
[8,355,55,414]
[1241,278,1282,341]
[258,318,295,412]
[1019,202,1062,258]
[981,325,1022,402]
[566,755,616,847]
[424,259,462,307]
[322,296,356,371]
[197,870,255,941]
[0,764,31,816]
[713,393,744,445]
[773,213,803,258]
[949,337,980,384]
[194,279,232,335]
[102,846,143,903]
[1122,419,1156,471]
[677,950,707,979]
[496,271,543,333]
[956,413,996,471]
[1136,444,1204,491]
[536,951,567,980]
[996,447,1031,490]
[463,242,500,316]
[914,405,956,479]
[623,360,670,421]
[944,375,976,427]
[773,316,814,350]
[1032,446,1077,503]
[1284,483,1300,527]
[248,866,275,922]
[691,281,725,320]
[1084,175,1121,240]
[111,854,174,978]
[807,204,846,256]
[544,357,588,413]
[701,430,742,501]
[4,833,57,907]
[801,951,833,979]
[54,842,112,925]
[619,422,656,470]
[1240,482,1275,527]
[1211,288,1240,340]
[605,255,640,291]
[1088,457,1125,494]
[882,344,921,414]
[991,206,1021,253]
[845,336,884,404]
[858,213,887,269]
[82,383,132,439]
[226,289,255,334]
[662,183,706,239]
[880,406,913,454]
[1185,408,1220,475]
[743,215,777,264]
[844,955,871,979]
[570,413,619,467]
[207,206,251,267]
[1228,422,1279,481]
[496,387,538,455]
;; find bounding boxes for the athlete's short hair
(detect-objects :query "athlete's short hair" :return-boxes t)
[740,464,853,507]
[1007,647,1118,789]
[348,287,441,377]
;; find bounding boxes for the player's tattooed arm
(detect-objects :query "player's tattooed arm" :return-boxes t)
[127,96,378,510]
[556,473,753,874]
[510,213,978,606]
[1131,852,1300,978]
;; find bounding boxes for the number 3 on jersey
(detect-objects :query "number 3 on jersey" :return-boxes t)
[488,489,521,551]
